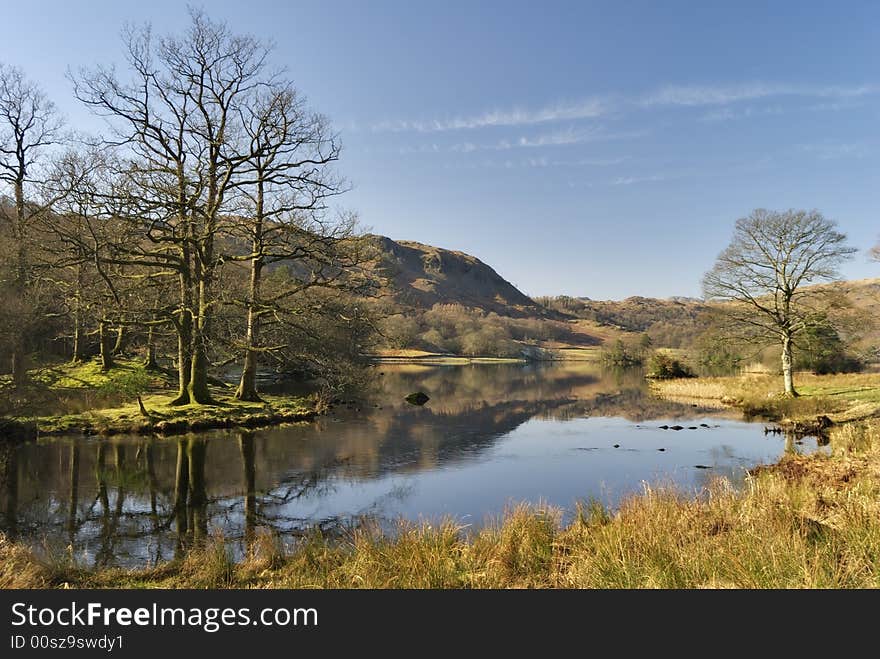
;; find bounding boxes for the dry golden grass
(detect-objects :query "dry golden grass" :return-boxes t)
[5,420,880,589]
[652,371,880,422]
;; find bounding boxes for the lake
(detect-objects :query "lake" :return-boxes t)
[0,362,825,567]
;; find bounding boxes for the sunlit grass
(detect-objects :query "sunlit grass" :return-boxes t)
[652,372,880,422]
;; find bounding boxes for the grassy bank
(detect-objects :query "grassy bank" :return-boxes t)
[33,393,317,437]
[2,358,317,437]
[651,371,880,425]
[4,418,880,589]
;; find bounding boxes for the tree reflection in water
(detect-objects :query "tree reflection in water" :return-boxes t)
[0,363,820,568]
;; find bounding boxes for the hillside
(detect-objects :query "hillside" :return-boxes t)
[370,235,546,317]
[535,294,709,348]
[368,236,880,360]
[368,236,611,358]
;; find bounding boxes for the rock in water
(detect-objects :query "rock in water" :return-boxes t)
[405,391,430,406]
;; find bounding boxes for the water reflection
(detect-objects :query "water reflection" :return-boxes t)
[1,363,826,567]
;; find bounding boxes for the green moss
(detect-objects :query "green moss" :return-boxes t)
[7,358,317,437]
[30,358,173,390]
[34,393,316,437]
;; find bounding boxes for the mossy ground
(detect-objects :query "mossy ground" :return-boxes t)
[33,392,316,436]
[2,357,316,437]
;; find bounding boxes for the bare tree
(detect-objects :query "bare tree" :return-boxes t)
[228,84,350,400]
[703,209,856,396]
[73,9,272,403]
[0,62,64,383]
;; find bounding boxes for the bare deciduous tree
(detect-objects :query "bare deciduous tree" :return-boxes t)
[0,62,64,383]
[228,84,351,401]
[703,208,856,396]
[73,9,272,403]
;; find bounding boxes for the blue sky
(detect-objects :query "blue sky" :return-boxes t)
[3,1,878,298]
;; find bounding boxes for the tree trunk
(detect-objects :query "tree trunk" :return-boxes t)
[13,177,26,287]
[10,347,25,388]
[10,178,26,388]
[781,334,798,397]
[112,326,125,355]
[99,320,114,371]
[187,277,213,404]
[235,235,263,401]
[143,325,158,370]
[71,298,83,364]
[171,271,193,405]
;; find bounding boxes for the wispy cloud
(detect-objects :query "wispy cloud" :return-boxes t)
[642,82,877,107]
[373,98,607,133]
[800,142,868,160]
[610,174,666,185]
[700,105,784,122]
[375,82,877,136]
[446,127,645,154]
[449,155,630,170]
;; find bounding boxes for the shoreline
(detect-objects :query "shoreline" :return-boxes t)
[32,400,319,439]
[650,371,880,431]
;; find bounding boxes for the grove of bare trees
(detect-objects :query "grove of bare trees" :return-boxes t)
[0,9,377,408]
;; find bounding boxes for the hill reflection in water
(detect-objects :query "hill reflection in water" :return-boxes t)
[0,363,825,567]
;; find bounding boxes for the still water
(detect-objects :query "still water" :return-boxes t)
[0,363,824,567]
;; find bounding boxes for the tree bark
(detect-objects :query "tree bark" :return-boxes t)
[71,295,83,363]
[235,219,263,401]
[171,271,193,405]
[9,348,25,388]
[112,326,125,355]
[143,325,158,370]
[187,277,213,404]
[782,333,798,397]
[99,320,114,371]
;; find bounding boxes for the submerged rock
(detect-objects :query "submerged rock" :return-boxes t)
[405,391,430,406]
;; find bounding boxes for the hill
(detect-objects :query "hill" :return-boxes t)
[367,236,880,361]
[367,236,611,358]
[369,235,545,317]
[534,294,709,348]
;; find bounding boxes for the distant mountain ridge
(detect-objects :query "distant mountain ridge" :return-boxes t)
[368,234,880,353]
